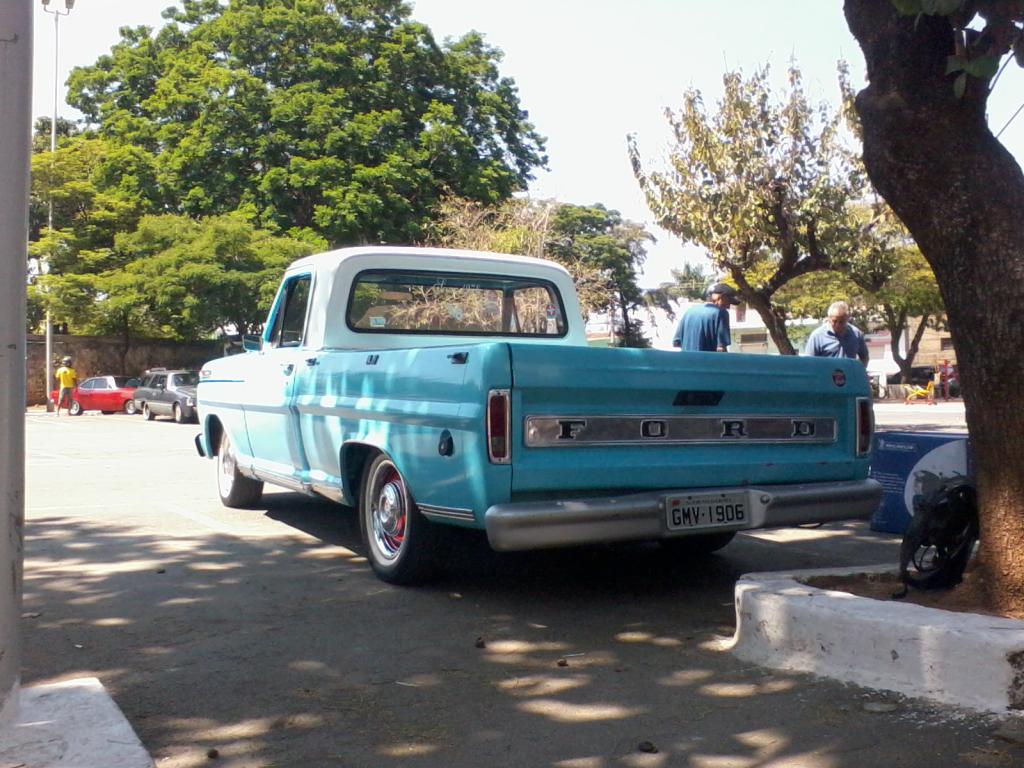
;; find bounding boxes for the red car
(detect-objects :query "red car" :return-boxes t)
[50,375,141,415]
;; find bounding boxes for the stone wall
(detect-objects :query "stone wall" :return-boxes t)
[26,334,225,405]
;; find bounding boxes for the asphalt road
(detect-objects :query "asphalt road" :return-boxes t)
[21,403,1013,768]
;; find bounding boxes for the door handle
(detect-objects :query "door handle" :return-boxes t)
[281,363,294,375]
[305,357,319,367]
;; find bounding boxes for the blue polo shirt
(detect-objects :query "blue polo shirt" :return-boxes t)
[674,303,731,352]
[804,322,868,362]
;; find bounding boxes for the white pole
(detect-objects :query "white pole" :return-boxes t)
[0,0,33,727]
[44,10,58,409]
[43,9,61,411]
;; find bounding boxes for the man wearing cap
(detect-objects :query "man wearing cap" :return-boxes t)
[54,355,78,417]
[804,300,869,365]
[673,283,740,352]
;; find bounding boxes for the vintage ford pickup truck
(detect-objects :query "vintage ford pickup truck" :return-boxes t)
[196,246,882,583]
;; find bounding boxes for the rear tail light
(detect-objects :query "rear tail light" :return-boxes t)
[487,389,511,464]
[856,397,874,456]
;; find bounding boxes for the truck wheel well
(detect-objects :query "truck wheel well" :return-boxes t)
[207,417,224,457]
[341,444,378,506]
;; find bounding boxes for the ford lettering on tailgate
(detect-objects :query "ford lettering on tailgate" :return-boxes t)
[524,415,836,446]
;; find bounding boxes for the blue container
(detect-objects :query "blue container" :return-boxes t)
[869,431,971,534]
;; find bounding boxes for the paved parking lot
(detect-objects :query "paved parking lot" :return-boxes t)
[19,404,1013,768]
[872,400,968,433]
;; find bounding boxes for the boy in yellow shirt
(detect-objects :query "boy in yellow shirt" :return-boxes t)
[55,356,77,417]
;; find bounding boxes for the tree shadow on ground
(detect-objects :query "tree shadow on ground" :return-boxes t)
[19,497,1000,768]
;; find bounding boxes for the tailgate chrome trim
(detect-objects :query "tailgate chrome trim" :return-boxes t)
[524,414,836,446]
[485,479,882,552]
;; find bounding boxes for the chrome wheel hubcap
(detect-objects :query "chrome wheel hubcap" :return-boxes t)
[218,438,235,495]
[371,467,407,561]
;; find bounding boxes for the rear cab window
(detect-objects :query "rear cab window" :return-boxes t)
[346,270,568,337]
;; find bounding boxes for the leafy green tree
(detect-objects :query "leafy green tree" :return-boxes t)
[546,204,653,347]
[772,268,865,349]
[29,135,158,269]
[425,196,607,319]
[629,63,897,354]
[641,263,713,325]
[872,248,945,383]
[40,213,321,355]
[670,263,713,301]
[775,210,946,379]
[32,116,78,153]
[845,0,1024,609]
[28,133,160,336]
[117,214,324,339]
[66,0,546,246]
[425,196,652,344]
[776,258,942,376]
[426,196,552,261]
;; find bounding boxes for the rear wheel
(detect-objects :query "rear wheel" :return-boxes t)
[660,531,736,558]
[69,400,82,416]
[217,431,263,508]
[359,454,445,585]
[143,403,154,421]
[124,400,137,415]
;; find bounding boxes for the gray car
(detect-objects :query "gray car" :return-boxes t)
[133,369,200,423]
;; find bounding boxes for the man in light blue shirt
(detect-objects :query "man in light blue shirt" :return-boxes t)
[673,283,740,352]
[804,301,869,364]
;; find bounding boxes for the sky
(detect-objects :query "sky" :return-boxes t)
[31,0,1024,287]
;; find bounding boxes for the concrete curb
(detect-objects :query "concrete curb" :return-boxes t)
[0,677,153,768]
[731,565,1024,714]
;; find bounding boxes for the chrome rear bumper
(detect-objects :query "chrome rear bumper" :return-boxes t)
[484,479,882,552]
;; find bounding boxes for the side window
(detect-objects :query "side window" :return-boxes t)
[93,378,110,390]
[268,275,312,348]
[80,379,97,390]
[153,375,167,389]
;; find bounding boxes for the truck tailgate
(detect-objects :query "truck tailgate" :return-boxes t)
[507,344,870,495]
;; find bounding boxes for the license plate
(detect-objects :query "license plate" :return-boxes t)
[664,491,748,532]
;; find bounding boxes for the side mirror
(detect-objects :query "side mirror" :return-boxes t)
[242,334,262,352]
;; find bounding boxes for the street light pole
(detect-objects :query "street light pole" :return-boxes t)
[40,0,74,412]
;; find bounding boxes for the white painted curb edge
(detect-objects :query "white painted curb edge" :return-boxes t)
[0,677,153,768]
[731,566,1024,714]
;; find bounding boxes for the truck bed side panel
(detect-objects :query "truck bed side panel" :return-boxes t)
[293,342,512,521]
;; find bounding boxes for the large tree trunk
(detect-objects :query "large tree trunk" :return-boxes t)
[846,0,1024,610]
